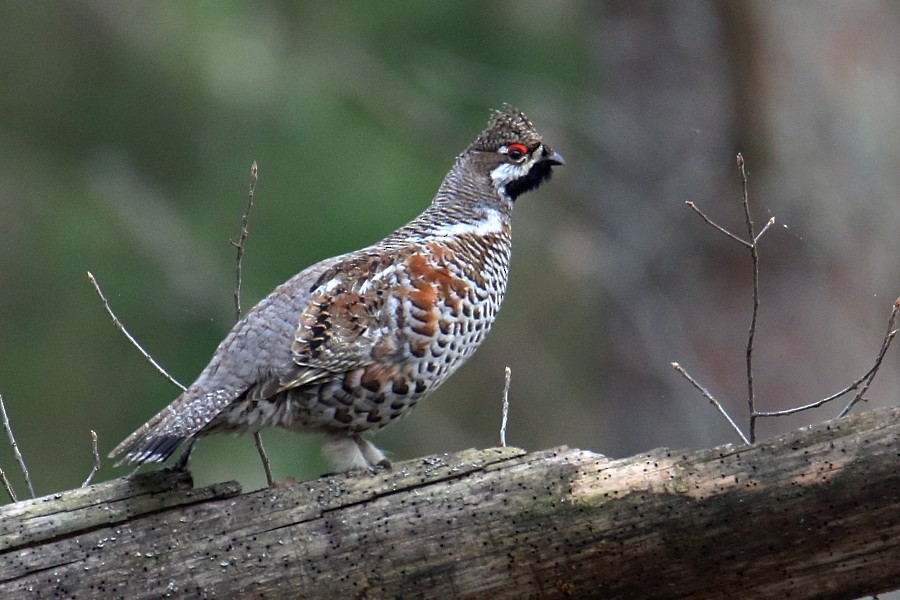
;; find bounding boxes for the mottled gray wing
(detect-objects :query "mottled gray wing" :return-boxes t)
[288,253,404,375]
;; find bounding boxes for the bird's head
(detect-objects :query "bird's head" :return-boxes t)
[468,106,564,202]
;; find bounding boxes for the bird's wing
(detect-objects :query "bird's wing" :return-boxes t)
[287,251,404,380]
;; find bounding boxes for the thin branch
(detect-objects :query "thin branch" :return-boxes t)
[837,297,900,418]
[500,367,511,448]
[230,160,258,323]
[755,383,865,418]
[753,305,897,418]
[81,430,101,487]
[684,201,752,248]
[0,392,35,498]
[253,432,274,486]
[230,161,272,486]
[679,155,898,444]
[838,343,897,417]
[754,217,776,244]
[681,155,765,443]
[0,466,16,503]
[87,272,186,392]
[672,363,750,445]
[737,154,761,443]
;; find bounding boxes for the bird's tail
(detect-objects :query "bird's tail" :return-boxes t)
[108,432,190,467]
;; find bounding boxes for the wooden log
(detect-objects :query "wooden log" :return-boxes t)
[2,406,900,599]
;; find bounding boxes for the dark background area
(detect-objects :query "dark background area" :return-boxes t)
[1,0,898,524]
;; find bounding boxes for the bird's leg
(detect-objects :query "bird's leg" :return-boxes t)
[322,433,391,471]
[355,435,391,469]
[172,437,197,472]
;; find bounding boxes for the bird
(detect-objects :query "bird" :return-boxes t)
[109,106,563,473]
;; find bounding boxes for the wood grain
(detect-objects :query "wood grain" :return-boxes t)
[2,407,900,599]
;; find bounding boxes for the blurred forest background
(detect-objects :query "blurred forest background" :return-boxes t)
[1,1,899,505]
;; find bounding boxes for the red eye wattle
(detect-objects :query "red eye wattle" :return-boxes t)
[505,143,528,161]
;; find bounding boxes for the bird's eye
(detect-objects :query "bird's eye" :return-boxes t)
[504,143,528,162]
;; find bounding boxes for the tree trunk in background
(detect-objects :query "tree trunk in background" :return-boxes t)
[552,0,900,459]
[3,407,900,599]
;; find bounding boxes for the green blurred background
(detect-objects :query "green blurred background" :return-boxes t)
[1,1,899,499]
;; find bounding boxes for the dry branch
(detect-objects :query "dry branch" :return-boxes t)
[0,393,33,500]
[230,160,258,323]
[500,366,511,447]
[88,271,186,393]
[3,407,900,599]
[230,161,272,485]
[681,155,897,441]
[81,430,101,488]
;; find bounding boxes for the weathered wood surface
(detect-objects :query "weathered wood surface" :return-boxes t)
[2,406,900,599]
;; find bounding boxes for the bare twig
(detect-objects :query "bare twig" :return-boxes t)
[683,155,765,442]
[671,363,750,445]
[87,272,186,392]
[500,367,511,447]
[253,432,274,486]
[0,392,35,498]
[753,299,897,418]
[737,154,761,442]
[0,466,16,503]
[90,272,188,476]
[685,201,751,248]
[230,160,258,323]
[754,302,897,419]
[837,297,900,418]
[754,217,776,244]
[680,154,898,443]
[230,161,273,486]
[82,430,101,487]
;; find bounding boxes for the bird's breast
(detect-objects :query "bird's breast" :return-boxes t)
[268,231,512,435]
[388,233,511,384]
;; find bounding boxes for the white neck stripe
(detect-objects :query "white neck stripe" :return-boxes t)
[431,209,504,237]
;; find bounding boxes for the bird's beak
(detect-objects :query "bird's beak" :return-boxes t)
[543,149,565,166]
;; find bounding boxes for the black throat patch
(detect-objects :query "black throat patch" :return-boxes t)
[505,160,557,201]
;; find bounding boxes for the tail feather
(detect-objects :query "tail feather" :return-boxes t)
[109,388,238,467]
[111,434,188,467]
